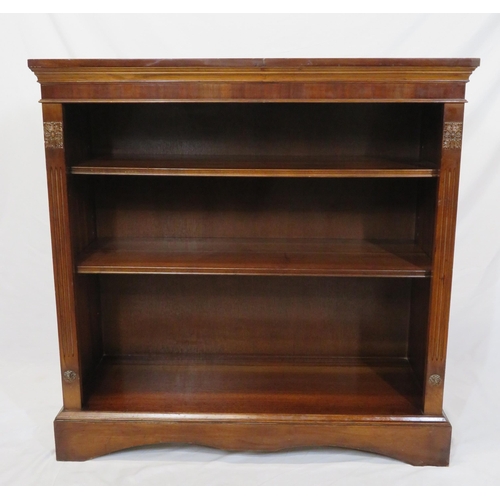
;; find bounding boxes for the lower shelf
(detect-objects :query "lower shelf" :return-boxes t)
[60,356,451,465]
[85,356,423,415]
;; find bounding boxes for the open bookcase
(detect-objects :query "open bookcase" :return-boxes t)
[29,59,479,465]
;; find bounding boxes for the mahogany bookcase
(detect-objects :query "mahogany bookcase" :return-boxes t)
[28,58,479,465]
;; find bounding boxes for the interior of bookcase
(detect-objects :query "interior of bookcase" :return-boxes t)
[64,102,442,416]
[64,102,443,174]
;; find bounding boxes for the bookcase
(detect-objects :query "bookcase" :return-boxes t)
[28,59,479,465]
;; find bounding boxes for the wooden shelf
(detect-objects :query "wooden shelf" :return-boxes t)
[71,155,438,178]
[77,238,432,277]
[85,355,422,415]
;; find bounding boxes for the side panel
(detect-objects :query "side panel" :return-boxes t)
[424,103,464,414]
[43,104,82,408]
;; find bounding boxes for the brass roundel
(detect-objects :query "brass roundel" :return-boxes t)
[63,370,77,383]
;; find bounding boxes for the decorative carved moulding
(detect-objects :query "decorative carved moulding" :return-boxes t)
[43,122,63,149]
[442,122,463,149]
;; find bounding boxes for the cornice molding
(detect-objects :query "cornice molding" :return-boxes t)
[29,62,478,85]
[28,59,480,103]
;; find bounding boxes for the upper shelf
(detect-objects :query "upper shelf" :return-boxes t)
[71,155,438,178]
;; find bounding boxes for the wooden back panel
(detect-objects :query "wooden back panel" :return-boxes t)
[100,275,413,358]
[93,176,430,241]
[63,103,442,162]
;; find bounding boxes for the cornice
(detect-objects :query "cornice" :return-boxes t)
[29,59,479,85]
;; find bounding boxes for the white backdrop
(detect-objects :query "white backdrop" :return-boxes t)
[1,13,499,485]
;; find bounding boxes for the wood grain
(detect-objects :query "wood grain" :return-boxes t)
[98,275,412,358]
[85,356,421,415]
[77,238,431,277]
[424,103,465,414]
[42,103,82,409]
[28,57,480,68]
[72,155,438,178]
[69,102,435,161]
[92,176,423,241]
[54,410,452,466]
[28,58,478,103]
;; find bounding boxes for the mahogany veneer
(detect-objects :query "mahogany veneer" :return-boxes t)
[72,155,438,178]
[77,238,431,277]
[29,58,479,465]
